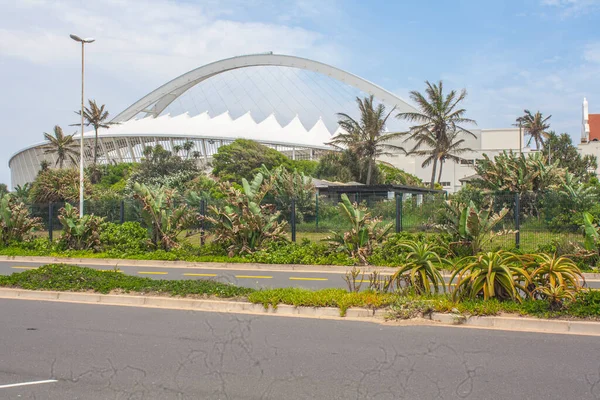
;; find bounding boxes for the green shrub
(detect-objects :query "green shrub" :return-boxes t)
[133,183,197,251]
[99,222,148,254]
[248,240,354,266]
[203,173,288,255]
[58,203,105,251]
[326,194,392,265]
[247,287,395,316]
[0,194,42,246]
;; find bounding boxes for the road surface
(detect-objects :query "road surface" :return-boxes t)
[1,299,600,399]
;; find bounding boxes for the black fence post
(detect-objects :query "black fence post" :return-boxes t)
[120,200,125,224]
[291,198,296,242]
[395,193,403,233]
[200,199,206,246]
[48,203,53,242]
[315,192,319,229]
[515,193,520,249]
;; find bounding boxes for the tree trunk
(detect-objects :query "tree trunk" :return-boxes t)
[93,128,98,166]
[429,157,438,189]
[59,157,63,169]
[366,158,373,185]
[437,159,444,184]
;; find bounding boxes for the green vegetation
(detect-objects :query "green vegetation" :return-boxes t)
[1,264,598,320]
[0,264,251,297]
[58,203,104,251]
[204,173,288,255]
[325,194,392,264]
[396,80,476,189]
[0,194,42,245]
[390,240,448,295]
[41,125,79,169]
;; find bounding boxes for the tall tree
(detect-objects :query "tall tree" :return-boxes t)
[330,95,405,185]
[42,125,79,169]
[519,109,551,149]
[75,100,113,169]
[396,81,476,189]
[436,130,473,183]
[542,132,597,180]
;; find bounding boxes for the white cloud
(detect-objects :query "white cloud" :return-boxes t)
[0,0,343,82]
[584,42,600,63]
[540,0,600,17]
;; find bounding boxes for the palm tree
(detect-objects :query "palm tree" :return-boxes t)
[75,100,113,167]
[519,110,551,149]
[436,130,473,184]
[396,81,476,189]
[13,183,31,203]
[329,95,406,185]
[42,125,78,169]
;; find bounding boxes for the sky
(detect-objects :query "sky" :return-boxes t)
[2,0,600,186]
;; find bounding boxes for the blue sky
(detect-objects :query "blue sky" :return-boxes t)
[1,0,600,185]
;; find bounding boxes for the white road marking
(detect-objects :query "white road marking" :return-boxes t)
[0,379,58,389]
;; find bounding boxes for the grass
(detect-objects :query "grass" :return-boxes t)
[0,264,253,297]
[247,287,396,316]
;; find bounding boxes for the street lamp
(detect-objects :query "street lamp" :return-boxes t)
[70,34,95,217]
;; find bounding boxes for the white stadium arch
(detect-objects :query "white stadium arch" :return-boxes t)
[9,53,417,187]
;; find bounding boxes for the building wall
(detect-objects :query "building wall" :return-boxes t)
[589,114,600,142]
[380,128,524,193]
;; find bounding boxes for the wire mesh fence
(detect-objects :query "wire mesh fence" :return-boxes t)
[27,190,589,253]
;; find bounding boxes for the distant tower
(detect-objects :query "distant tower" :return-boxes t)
[583,97,590,143]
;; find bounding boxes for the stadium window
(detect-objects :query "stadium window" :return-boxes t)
[460,159,474,165]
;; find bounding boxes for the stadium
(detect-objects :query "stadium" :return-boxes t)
[9,53,522,191]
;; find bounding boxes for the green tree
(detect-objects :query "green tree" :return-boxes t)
[542,132,597,180]
[0,184,8,198]
[397,81,476,189]
[212,139,290,183]
[378,163,424,187]
[42,125,79,169]
[313,151,358,182]
[330,95,405,185]
[12,183,31,203]
[75,100,113,171]
[127,145,199,191]
[518,109,551,149]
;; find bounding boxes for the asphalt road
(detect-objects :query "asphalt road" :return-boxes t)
[1,260,599,290]
[1,299,599,399]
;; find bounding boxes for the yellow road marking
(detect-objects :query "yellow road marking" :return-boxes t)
[235,275,272,279]
[138,271,168,275]
[99,269,123,273]
[289,277,328,281]
[11,266,37,270]
[183,273,217,277]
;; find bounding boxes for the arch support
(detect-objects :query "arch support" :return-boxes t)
[111,54,417,122]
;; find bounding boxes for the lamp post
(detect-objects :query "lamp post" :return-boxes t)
[70,34,95,217]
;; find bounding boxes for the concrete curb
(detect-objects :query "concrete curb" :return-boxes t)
[429,312,600,336]
[0,288,385,322]
[2,256,598,279]
[1,288,599,335]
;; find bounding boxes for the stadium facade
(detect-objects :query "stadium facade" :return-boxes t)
[9,53,586,192]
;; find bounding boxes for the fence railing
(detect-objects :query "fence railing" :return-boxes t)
[28,190,589,253]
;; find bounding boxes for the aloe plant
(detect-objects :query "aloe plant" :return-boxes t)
[527,253,584,302]
[438,200,515,254]
[133,182,196,251]
[0,194,42,246]
[203,173,288,255]
[390,240,449,295]
[325,194,392,264]
[58,203,105,251]
[451,251,530,301]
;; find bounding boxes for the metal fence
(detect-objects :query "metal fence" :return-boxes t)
[28,190,589,252]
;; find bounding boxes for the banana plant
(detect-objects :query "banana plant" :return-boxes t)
[437,200,515,254]
[326,194,392,264]
[583,212,599,253]
[133,182,196,251]
[0,194,42,246]
[202,173,288,255]
[58,203,105,251]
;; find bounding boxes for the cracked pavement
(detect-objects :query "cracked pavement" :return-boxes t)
[1,299,599,399]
